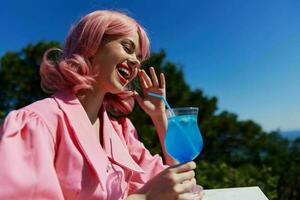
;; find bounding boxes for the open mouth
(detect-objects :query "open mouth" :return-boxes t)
[116,63,132,85]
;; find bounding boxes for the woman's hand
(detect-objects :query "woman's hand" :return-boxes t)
[132,161,205,200]
[133,66,177,164]
[133,67,166,120]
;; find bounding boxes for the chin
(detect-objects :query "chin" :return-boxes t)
[111,79,131,93]
[107,86,126,95]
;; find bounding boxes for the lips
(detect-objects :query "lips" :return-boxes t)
[116,70,128,85]
[116,63,132,86]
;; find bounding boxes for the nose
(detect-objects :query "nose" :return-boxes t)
[128,56,141,69]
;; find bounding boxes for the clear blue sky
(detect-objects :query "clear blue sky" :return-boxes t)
[1,0,299,132]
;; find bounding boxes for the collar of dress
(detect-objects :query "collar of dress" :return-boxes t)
[53,90,144,190]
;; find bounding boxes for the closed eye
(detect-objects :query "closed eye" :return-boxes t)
[121,41,134,54]
[121,39,143,63]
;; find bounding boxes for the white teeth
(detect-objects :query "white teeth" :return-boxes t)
[118,66,130,78]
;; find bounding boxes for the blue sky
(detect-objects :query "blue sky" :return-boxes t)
[1,0,299,132]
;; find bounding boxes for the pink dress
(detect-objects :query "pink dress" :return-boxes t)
[0,90,168,200]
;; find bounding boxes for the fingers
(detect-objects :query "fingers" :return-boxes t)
[160,73,165,89]
[149,67,159,87]
[178,189,204,200]
[138,70,148,89]
[139,69,152,88]
[198,190,205,200]
[147,163,201,199]
[171,161,196,173]
[163,162,196,185]
[180,189,205,200]
[163,162,197,193]
[173,178,197,194]
[138,67,165,89]
[177,181,205,200]
[176,170,196,183]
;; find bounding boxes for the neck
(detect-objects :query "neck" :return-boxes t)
[77,88,105,124]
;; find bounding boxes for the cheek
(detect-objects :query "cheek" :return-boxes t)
[133,68,139,78]
[130,68,138,81]
[92,45,125,78]
[95,46,122,65]
[105,45,124,61]
[93,56,117,74]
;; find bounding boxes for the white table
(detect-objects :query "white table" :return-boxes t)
[203,186,269,200]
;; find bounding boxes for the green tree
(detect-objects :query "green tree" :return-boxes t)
[0,41,60,119]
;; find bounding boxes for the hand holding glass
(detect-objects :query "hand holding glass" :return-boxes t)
[148,93,204,197]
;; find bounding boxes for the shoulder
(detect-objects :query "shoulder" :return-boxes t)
[3,97,61,125]
[22,97,64,132]
[1,97,64,146]
[24,97,63,117]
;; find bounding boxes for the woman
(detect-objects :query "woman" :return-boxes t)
[0,10,204,200]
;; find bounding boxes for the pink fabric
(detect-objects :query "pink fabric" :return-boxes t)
[0,90,167,200]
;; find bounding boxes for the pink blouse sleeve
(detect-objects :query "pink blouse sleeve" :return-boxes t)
[122,118,169,194]
[0,109,64,199]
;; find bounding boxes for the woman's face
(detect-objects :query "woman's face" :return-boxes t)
[91,31,143,94]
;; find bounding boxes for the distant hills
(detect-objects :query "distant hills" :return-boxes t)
[280,129,300,141]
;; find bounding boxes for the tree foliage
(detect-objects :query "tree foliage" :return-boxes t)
[0,42,299,200]
[0,41,60,119]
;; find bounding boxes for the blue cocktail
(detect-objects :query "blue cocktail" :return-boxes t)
[165,107,203,163]
[147,93,204,195]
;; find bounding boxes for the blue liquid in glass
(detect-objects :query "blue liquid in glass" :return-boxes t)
[165,114,203,163]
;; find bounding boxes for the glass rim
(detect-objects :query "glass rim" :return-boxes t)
[170,107,199,112]
[166,107,199,118]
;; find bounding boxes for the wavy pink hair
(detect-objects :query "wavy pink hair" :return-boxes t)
[40,10,150,116]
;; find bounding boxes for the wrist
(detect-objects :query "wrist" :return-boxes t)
[150,110,168,123]
[151,115,167,131]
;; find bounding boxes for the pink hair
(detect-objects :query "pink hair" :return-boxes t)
[40,10,150,116]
